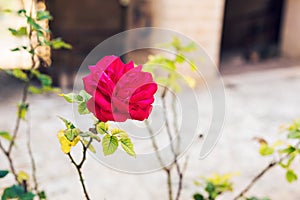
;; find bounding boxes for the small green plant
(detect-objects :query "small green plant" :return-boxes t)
[0,1,70,199]
[193,118,300,200]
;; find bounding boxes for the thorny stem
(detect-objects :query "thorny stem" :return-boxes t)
[67,138,93,200]
[233,141,300,200]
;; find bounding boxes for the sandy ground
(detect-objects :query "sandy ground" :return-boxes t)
[1,66,300,200]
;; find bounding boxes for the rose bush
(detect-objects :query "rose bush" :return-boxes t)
[83,55,158,122]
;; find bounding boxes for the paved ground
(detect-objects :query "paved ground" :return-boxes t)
[1,66,300,200]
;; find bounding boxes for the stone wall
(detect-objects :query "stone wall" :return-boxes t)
[150,0,225,65]
[281,0,300,58]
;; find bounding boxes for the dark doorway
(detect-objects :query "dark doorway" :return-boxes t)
[220,0,284,68]
[46,0,125,86]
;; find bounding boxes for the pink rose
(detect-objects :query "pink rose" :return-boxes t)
[82,55,158,122]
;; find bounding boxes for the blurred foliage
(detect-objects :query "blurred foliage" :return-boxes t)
[144,36,197,93]
[255,119,300,183]
[193,173,234,200]
[0,2,70,200]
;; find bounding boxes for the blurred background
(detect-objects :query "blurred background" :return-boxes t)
[1,0,300,200]
[1,0,300,82]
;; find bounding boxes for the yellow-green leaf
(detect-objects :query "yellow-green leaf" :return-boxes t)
[102,135,118,156]
[0,131,12,141]
[120,137,136,157]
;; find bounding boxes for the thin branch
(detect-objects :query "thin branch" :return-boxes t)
[166,169,173,200]
[171,93,180,153]
[26,112,40,197]
[145,120,166,169]
[67,138,92,200]
[233,141,300,200]
[161,87,183,200]
[145,120,173,200]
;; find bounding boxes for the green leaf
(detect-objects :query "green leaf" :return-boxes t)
[193,193,205,200]
[58,116,76,129]
[64,128,81,142]
[3,69,28,81]
[8,27,27,37]
[259,144,274,156]
[286,169,298,183]
[120,137,136,157]
[287,130,300,139]
[59,93,77,103]
[0,170,9,178]
[2,185,35,200]
[50,38,72,50]
[36,10,53,21]
[37,191,46,199]
[96,122,108,135]
[0,131,12,141]
[102,135,118,156]
[12,69,28,81]
[11,47,20,52]
[78,102,90,115]
[29,85,60,94]
[17,9,26,15]
[2,9,12,13]
[175,53,185,63]
[280,146,296,154]
[18,103,29,120]
[79,90,91,101]
[27,16,43,31]
[37,74,52,87]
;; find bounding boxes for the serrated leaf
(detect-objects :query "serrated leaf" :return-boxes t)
[96,122,108,134]
[78,102,90,115]
[286,169,298,183]
[120,137,136,157]
[0,131,12,141]
[0,170,9,178]
[102,135,118,156]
